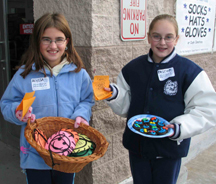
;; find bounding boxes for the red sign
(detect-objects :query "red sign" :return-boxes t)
[20,24,34,34]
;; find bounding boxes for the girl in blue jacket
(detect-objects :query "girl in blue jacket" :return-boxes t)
[104,14,216,184]
[0,13,94,184]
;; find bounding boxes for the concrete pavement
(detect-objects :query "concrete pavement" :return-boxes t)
[0,140,216,184]
[0,141,26,184]
[185,142,216,184]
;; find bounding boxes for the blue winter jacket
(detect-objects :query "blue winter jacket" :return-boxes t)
[0,62,94,169]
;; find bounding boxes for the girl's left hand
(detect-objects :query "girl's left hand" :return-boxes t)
[166,124,174,137]
[74,116,89,128]
[15,106,36,123]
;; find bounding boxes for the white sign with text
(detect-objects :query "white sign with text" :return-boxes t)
[176,0,215,55]
[120,0,147,41]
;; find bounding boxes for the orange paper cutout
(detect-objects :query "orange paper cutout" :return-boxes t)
[92,76,112,100]
[16,91,36,118]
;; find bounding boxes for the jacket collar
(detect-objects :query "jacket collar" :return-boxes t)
[148,48,176,64]
[32,58,77,75]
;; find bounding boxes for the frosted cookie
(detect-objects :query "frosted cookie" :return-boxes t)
[150,117,159,123]
[157,121,166,127]
[143,123,150,129]
[133,122,143,130]
[157,127,168,135]
[142,118,150,123]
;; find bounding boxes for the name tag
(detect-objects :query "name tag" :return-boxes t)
[157,67,175,81]
[31,77,50,91]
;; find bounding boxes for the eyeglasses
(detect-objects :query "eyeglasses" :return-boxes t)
[41,38,66,45]
[150,34,176,43]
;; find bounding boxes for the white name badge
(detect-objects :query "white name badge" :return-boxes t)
[31,77,50,91]
[157,67,175,81]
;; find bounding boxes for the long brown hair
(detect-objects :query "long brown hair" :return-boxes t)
[20,13,84,78]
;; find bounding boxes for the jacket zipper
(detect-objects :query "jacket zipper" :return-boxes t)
[54,76,59,116]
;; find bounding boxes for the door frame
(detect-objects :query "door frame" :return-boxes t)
[0,0,9,142]
[0,0,21,148]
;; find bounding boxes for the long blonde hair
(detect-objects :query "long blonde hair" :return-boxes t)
[20,13,84,78]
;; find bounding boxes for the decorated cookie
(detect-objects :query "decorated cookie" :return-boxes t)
[157,121,166,127]
[133,123,143,130]
[149,122,157,127]
[157,127,168,135]
[139,128,149,134]
[134,120,143,124]
[150,117,159,123]
[143,123,150,129]
[142,118,150,123]
[45,130,76,156]
[148,130,157,135]
[151,126,159,132]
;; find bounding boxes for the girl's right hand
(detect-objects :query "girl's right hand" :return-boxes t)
[166,124,175,137]
[15,106,36,123]
[104,87,112,92]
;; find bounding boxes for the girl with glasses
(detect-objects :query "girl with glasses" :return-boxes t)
[0,13,94,184]
[104,14,216,184]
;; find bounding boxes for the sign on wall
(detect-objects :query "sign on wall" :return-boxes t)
[120,0,147,41]
[20,24,34,34]
[176,0,215,55]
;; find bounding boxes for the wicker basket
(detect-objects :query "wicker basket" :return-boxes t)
[24,117,109,173]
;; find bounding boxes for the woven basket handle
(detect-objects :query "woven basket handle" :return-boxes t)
[26,118,37,131]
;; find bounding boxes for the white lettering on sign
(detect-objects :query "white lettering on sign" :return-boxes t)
[121,0,146,41]
[176,0,215,55]
[22,24,34,29]
[20,24,34,35]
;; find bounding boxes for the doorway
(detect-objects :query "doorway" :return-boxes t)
[0,0,33,148]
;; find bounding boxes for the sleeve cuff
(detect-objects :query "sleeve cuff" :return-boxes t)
[169,123,181,139]
[106,84,118,101]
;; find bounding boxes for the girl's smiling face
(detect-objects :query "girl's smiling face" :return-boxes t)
[148,20,179,63]
[40,27,68,68]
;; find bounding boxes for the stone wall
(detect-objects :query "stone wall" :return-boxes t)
[33,0,216,184]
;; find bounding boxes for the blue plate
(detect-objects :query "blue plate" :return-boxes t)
[127,114,174,138]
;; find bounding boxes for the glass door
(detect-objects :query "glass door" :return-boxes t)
[0,0,10,142]
[0,0,33,148]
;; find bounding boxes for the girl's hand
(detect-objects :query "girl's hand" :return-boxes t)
[104,87,111,92]
[15,106,36,123]
[74,116,89,128]
[166,124,174,137]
